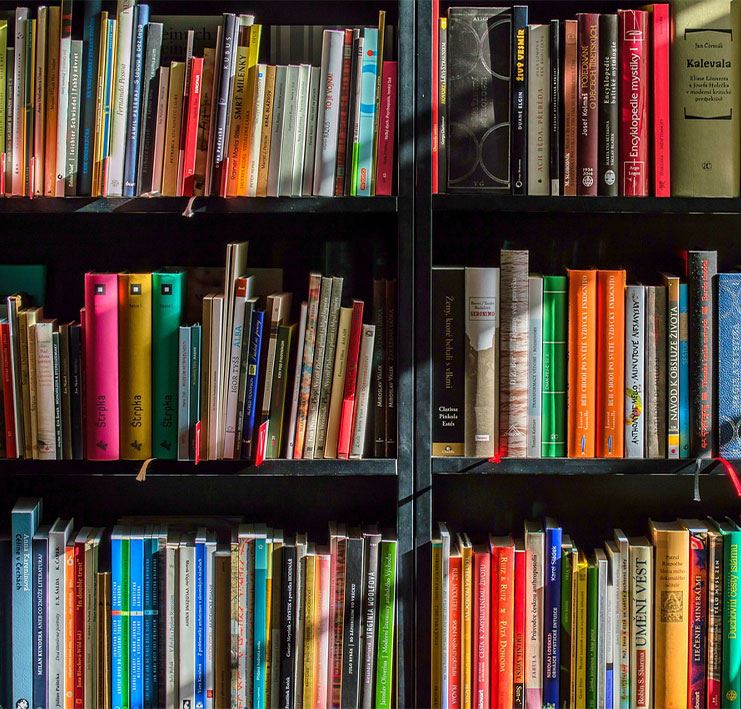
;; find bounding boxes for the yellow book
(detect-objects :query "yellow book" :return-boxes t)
[256,64,276,197]
[574,551,588,709]
[237,24,262,195]
[302,552,317,709]
[226,43,249,196]
[44,6,60,196]
[431,533,443,709]
[118,273,152,460]
[92,11,109,197]
[650,520,689,709]
[161,61,184,196]
[458,533,473,709]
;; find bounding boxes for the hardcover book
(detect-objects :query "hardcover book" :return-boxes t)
[562,20,578,196]
[527,276,543,458]
[576,14,599,196]
[527,25,548,195]
[598,14,618,196]
[541,275,567,457]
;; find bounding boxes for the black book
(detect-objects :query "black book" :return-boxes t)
[341,530,365,709]
[549,20,561,195]
[384,279,397,458]
[360,529,381,709]
[279,541,296,709]
[373,279,386,458]
[510,5,528,194]
[439,16,448,192]
[448,7,512,192]
[688,251,717,458]
[598,14,618,196]
[431,267,465,456]
[69,323,83,459]
[0,536,11,705]
[136,21,164,195]
[212,13,237,190]
[32,525,49,708]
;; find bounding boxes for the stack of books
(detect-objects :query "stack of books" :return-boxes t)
[431,517,739,709]
[7,497,398,709]
[432,250,738,460]
[0,4,397,198]
[0,241,396,462]
[432,1,741,198]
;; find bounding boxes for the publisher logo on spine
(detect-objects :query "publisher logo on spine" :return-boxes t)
[94,284,106,296]
[468,296,497,320]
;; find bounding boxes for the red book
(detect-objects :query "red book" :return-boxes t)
[337,300,365,459]
[74,533,86,707]
[431,0,440,193]
[473,545,491,709]
[375,62,397,197]
[618,9,649,196]
[0,323,15,458]
[180,56,204,197]
[490,536,515,708]
[687,530,708,709]
[448,551,462,709]
[512,540,527,709]
[577,13,599,196]
[334,29,355,196]
[648,4,670,196]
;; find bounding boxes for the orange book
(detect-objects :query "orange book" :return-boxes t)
[65,543,75,709]
[596,270,626,457]
[567,270,597,457]
[448,550,462,709]
[489,536,515,707]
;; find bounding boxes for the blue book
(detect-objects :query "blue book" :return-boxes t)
[543,518,562,709]
[12,498,42,709]
[123,4,150,196]
[101,19,117,162]
[129,528,145,709]
[719,273,741,457]
[253,531,269,709]
[353,28,379,196]
[142,528,160,709]
[241,309,265,459]
[32,525,49,709]
[150,530,163,709]
[679,283,690,458]
[0,536,11,707]
[77,0,103,195]
[195,529,207,709]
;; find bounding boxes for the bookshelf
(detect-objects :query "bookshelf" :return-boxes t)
[415,0,741,705]
[0,0,415,706]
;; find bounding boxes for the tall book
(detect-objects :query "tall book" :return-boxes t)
[527,24,548,195]
[562,20,578,196]
[576,13,599,196]
[353,28,378,196]
[541,275,567,457]
[671,0,740,196]
[490,536,515,707]
[718,519,741,709]
[336,300,365,461]
[549,20,561,195]
[510,6,528,194]
[464,267,499,457]
[527,276,543,458]
[624,285,645,458]
[543,519,562,708]
[135,20,163,195]
[707,524,724,708]
[719,273,741,456]
[374,535,397,709]
[598,14,617,196]
[648,4,670,196]
[679,283,690,458]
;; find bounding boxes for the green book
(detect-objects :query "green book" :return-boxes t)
[586,558,599,709]
[560,539,574,703]
[374,535,397,709]
[542,275,568,456]
[121,533,131,709]
[152,271,185,459]
[267,322,296,459]
[720,519,741,708]
[0,20,7,158]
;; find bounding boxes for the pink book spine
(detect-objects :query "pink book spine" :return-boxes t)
[651,4,670,196]
[181,57,204,197]
[375,61,397,196]
[84,272,119,459]
[315,552,332,709]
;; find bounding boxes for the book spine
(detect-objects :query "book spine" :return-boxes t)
[266,65,287,198]
[543,528,562,708]
[181,57,204,197]
[707,531,723,708]
[285,303,308,459]
[448,554,461,709]
[679,284,690,458]
[279,544,295,709]
[512,547,526,709]
[431,0,439,193]
[135,21,163,194]
[51,332,63,458]
[337,300,365,460]
[32,532,48,709]
[178,542,195,708]
[647,286,667,459]
[541,276,568,457]
[266,324,294,459]
[665,276,680,458]
[111,534,124,709]
[144,535,159,709]
[329,535,347,709]
[719,273,741,456]
[212,14,236,188]
[618,10,648,196]
[586,561,598,708]
[470,549,490,709]
[350,325,376,459]
[248,63,269,198]
[289,65,310,197]
[723,531,741,709]
[151,66,169,194]
[527,277,543,458]
[255,63,275,197]
[129,534,144,709]
[189,325,201,460]
[301,554,317,709]
[384,279,396,458]
[240,309,264,460]
[374,540,396,709]
[177,327,191,460]
[567,270,597,457]
[253,537,268,708]
[576,14,598,196]
[375,61,396,197]
[688,532,707,709]
[490,545,514,707]
[48,526,67,709]
[11,10,27,196]
[438,19,447,195]
[355,29,378,196]
[194,537,206,709]
[44,9,59,196]
[559,548,573,708]
[510,6,528,194]
[598,14,618,196]
[1,324,16,458]
[371,282,387,459]
[341,537,363,709]
[689,251,717,458]
[360,535,380,709]
[549,20,561,195]
[33,9,47,198]
[624,286,646,458]
[651,4,670,196]
[562,20,578,196]
[527,25,549,196]
[72,539,84,708]
[334,29,354,196]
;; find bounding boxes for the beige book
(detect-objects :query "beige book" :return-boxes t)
[33,7,47,196]
[18,309,32,457]
[161,61,184,196]
[256,65,276,197]
[324,306,352,458]
[226,43,249,196]
[34,319,58,461]
[96,572,111,709]
[200,294,214,460]
[151,65,169,194]
[246,63,266,196]
[193,46,215,196]
[25,307,41,458]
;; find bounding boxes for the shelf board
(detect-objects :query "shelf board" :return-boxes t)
[1,458,397,477]
[433,194,741,216]
[0,196,398,215]
[432,457,731,476]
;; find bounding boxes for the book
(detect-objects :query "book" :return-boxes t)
[543,519,562,708]
[161,61,185,196]
[663,274,681,458]
[527,24,548,195]
[375,61,396,197]
[337,300,364,460]
[576,13,599,196]
[707,524,724,708]
[489,536,514,707]
[524,521,544,708]
[598,14,618,196]
[350,324,376,459]
[353,28,378,196]
[549,20,561,195]
[719,519,741,709]
[679,283,690,458]
[562,19,578,196]
[624,285,646,458]
[510,6,528,194]
[31,528,49,703]
[648,4,670,196]
[645,285,667,458]
[719,273,741,456]
[541,275,567,457]
[285,302,308,459]
[374,536,396,709]
[135,20,163,195]
[527,276,543,458]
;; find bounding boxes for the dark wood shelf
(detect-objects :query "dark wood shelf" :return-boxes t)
[433,193,741,216]
[0,195,398,215]
[432,456,732,476]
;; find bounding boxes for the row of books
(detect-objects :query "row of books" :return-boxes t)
[0,4,397,198]
[7,498,398,709]
[432,250,730,460]
[432,1,741,198]
[430,517,740,709]
[0,242,397,462]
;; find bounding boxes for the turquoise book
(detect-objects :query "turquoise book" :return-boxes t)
[353,27,379,197]
[679,283,690,458]
[152,271,185,459]
[253,532,269,709]
[721,520,741,709]
[11,498,42,709]
[129,528,145,709]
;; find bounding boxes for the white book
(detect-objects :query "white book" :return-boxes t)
[595,548,608,709]
[246,63,267,197]
[208,295,224,459]
[350,324,376,458]
[625,285,645,458]
[277,65,299,196]
[205,532,217,709]
[266,65,287,197]
[301,66,321,196]
[527,275,543,457]
[290,64,311,196]
[524,520,544,708]
[165,533,179,709]
[628,537,653,709]
[178,538,196,708]
[35,321,57,460]
[48,517,73,709]
[613,529,630,708]
[527,24,549,196]
[106,5,134,196]
[605,542,621,709]
[177,325,191,461]
[11,9,27,196]
[312,30,344,196]
[285,301,308,459]
[222,285,249,459]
